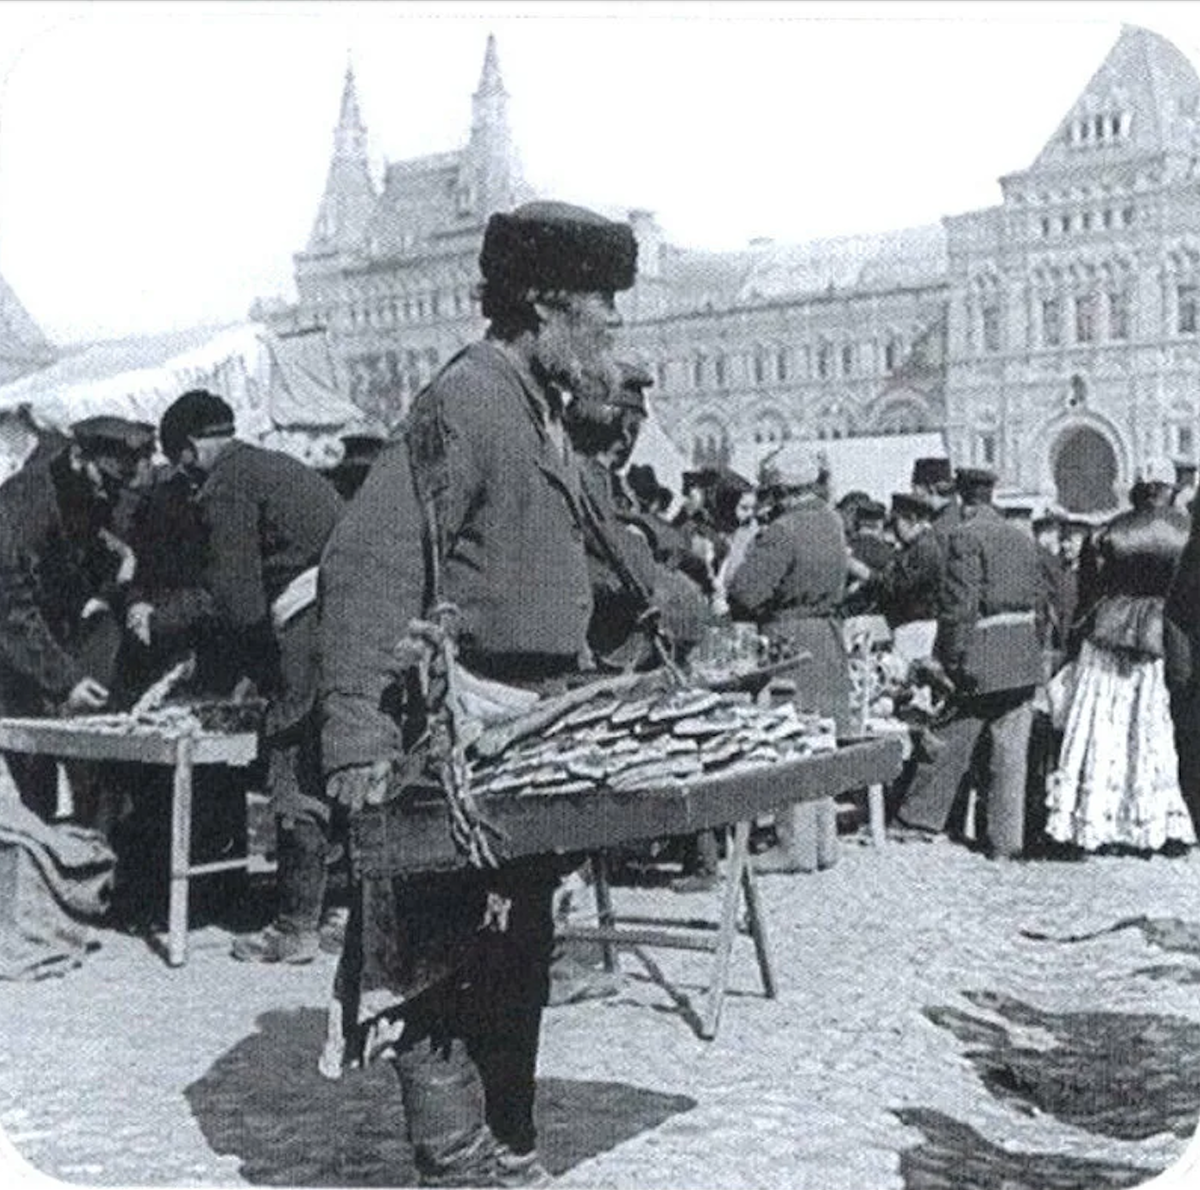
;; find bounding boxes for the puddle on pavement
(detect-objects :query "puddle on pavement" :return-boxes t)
[184,1007,696,1185]
[1022,916,1200,985]
[924,990,1200,1140]
[892,1107,1156,1190]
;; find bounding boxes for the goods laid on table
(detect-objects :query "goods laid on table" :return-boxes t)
[470,686,838,800]
[685,622,810,687]
[30,699,266,739]
[847,633,949,728]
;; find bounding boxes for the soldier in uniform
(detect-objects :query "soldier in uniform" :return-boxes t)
[911,456,960,538]
[155,390,344,963]
[727,450,849,875]
[863,491,943,663]
[847,500,894,573]
[318,200,637,1186]
[0,416,153,819]
[895,468,1043,858]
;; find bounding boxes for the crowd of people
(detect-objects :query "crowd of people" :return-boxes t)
[3,197,1200,1185]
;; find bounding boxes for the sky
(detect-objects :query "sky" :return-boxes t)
[3,0,1200,346]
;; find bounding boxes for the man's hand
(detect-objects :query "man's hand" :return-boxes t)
[126,602,154,646]
[80,597,112,621]
[327,760,393,814]
[65,677,109,712]
[99,528,137,585]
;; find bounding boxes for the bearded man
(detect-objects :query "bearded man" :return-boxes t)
[318,201,637,1186]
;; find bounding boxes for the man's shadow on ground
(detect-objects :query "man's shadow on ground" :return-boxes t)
[184,1007,696,1186]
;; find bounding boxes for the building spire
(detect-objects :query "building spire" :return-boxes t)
[475,32,505,98]
[305,63,376,253]
[335,61,367,160]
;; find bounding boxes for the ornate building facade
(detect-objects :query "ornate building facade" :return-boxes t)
[266,25,1200,513]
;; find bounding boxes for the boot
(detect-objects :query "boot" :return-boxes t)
[814,797,840,870]
[671,829,720,893]
[395,1038,498,1187]
[753,803,815,875]
[495,1144,554,1187]
[318,905,349,954]
[231,818,326,963]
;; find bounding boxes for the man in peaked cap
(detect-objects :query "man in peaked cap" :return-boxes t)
[859,491,943,660]
[728,446,848,875]
[896,466,1044,858]
[911,455,960,537]
[319,200,636,1186]
[0,415,153,819]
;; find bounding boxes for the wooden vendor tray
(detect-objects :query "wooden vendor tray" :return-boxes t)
[353,734,904,876]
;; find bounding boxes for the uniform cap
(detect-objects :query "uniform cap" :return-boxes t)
[835,490,872,513]
[608,360,654,413]
[337,432,387,469]
[1174,460,1198,483]
[480,201,638,294]
[955,466,997,494]
[1001,503,1034,520]
[856,499,887,524]
[71,415,156,457]
[682,468,721,495]
[890,491,935,520]
[912,457,953,488]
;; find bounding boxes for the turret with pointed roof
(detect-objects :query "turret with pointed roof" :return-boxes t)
[305,64,377,255]
[1029,25,1200,172]
[462,33,524,221]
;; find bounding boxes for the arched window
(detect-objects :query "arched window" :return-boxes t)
[692,419,730,467]
[816,341,832,380]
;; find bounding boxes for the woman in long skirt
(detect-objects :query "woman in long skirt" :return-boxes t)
[1046,466,1196,854]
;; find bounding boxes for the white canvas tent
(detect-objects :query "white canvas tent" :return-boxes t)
[625,400,690,499]
[0,322,371,475]
[732,431,949,503]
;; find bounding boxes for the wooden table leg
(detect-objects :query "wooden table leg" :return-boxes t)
[701,819,750,1040]
[591,850,618,973]
[167,735,196,967]
[740,830,776,999]
[868,782,886,846]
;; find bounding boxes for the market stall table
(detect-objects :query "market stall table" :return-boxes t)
[0,715,258,967]
[353,734,905,1037]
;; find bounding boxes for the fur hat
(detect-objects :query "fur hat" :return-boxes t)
[911,457,953,488]
[480,201,638,295]
[890,491,935,520]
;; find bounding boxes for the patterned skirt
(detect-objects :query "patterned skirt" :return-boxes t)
[1046,640,1196,851]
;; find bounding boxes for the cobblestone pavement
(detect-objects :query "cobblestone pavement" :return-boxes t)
[3,838,1200,1188]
